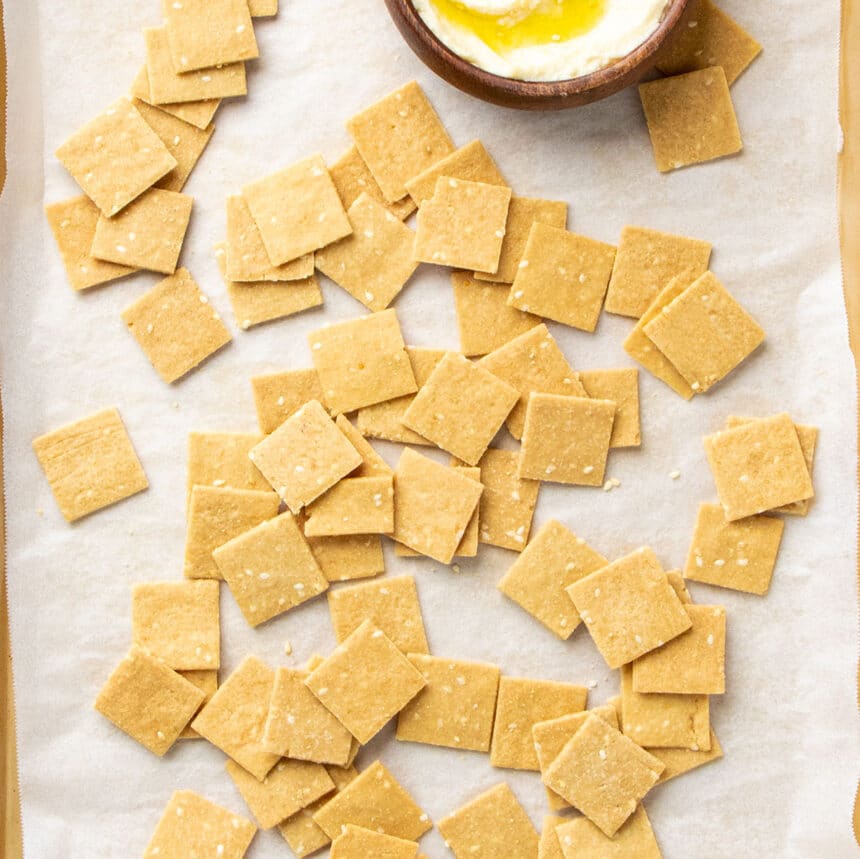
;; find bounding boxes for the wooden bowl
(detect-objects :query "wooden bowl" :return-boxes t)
[384,0,692,110]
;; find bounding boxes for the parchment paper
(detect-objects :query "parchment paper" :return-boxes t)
[1,0,857,856]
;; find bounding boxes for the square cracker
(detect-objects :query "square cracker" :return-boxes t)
[452,272,539,357]
[605,226,712,319]
[579,368,641,448]
[396,654,500,752]
[91,188,192,274]
[248,399,362,513]
[186,430,268,502]
[346,81,455,202]
[474,448,539,552]
[162,0,258,73]
[330,146,417,220]
[312,759,432,840]
[95,647,205,756]
[519,394,616,486]
[438,783,538,859]
[132,580,220,670]
[191,655,280,780]
[315,193,418,312]
[643,271,765,393]
[479,324,585,440]
[331,826,418,859]
[308,309,417,415]
[213,512,329,627]
[632,605,726,694]
[55,97,177,217]
[46,196,137,290]
[184,485,279,580]
[639,67,742,172]
[544,714,664,837]
[402,352,518,465]
[684,501,784,595]
[122,268,232,384]
[250,368,325,435]
[652,729,723,784]
[243,155,351,266]
[178,669,218,739]
[413,177,512,273]
[391,448,483,564]
[143,790,256,859]
[490,676,588,771]
[555,805,662,859]
[305,620,426,744]
[303,475,394,537]
[327,575,429,655]
[130,65,221,130]
[498,520,608,639]
[32,407,148,522]
[307,532,385,583]
[703,413,813,520]
[508,224,616,332]
[566,547,692,669]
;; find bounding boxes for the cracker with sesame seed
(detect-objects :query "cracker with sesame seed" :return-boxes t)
[132,580,220,670]
[305,621,426,744]
[566,547,692,669]
[330,146,417,220]
[490,676,588,771]
[539,815,567,859]
[346,81,455,203]
[178,670,218,739]
[307,532,385,582]
[95,647,206,757]
[143,790,256,859]
[213,511,329,626]
[555,804,662,859]
[683,502,784,594]
[308,309,417,415]
[580,368,641,448]
[438,783,538,859]
[651,728,723,784]
[248,399,363,513]
[186,430,268,504]
[498,520,608,639]
[508,223,616,332]
[632,605,727,694]
[32,407,149,522]
[703,413,813,520]
[331,826,419,859]
[46,196,138,290]
[334,415,392,478]
[303,475,394,537]
[315,193,419,312]
[251,368,326,435]
[130,65,222,129]
[413,177,512,273]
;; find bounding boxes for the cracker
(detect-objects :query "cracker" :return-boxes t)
[579,368,641,448]
[162,0,258,72]
[508,224,616,332]
[191,655,280,779]
[248,399,363,513]
[304,476,394,537]
[519,394,615,486]
[122,268,232,383]
[498,520,608,639]
[684,502,784,594]
[315,193,418,311]
[178,669,219,739]
[632,605,727,694]
[566,547,692,669]
[243,154,351,266]
[479,324,585,439]
[666,569,693,604]
[226,758,333,830]
[32,407,148,522]
[130,65,221,129]
[46,196,137,290]
[396,654,500,751]
[490,676,588,771]
[391,448,483,564]
[475,196,568,284]
[334,415,392,478]
[555,805,662,859]
[539,816,567,859]
[640,67,742,172]
[453,466,481,556]
[544,714,664,837]
[330,146,417,220]
[143,790,256,859]
[652,729,723,783]
[452,272,539,357]
[145,27,247,105]
[307,532,385,582]
[413,177,512,273]
[186,430,268,502]
[402,352,518,465]
[331,826,419,859]
[346,81,455,202]
[309,309,416,414]
[438,783,538,859]
[249,0,279,15]
[473,448,539,551]
[95,647,205,756]
[251,368,325,434]
[642,271,765,392]
[405,139,507,206]
[132,580,220,670]
[213,512,329,626]
[656,0,762,85]
[703,413,814,520]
